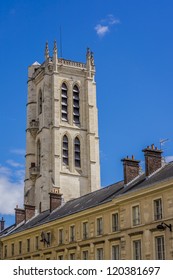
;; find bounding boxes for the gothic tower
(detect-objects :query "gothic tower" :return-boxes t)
[24,42,100,212]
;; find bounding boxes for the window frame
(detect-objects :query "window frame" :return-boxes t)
[74,137,81,168]
[132,205,140,226]
[96,247,104,260]
[96,217,103,236]
[73,85,80,124]
[61,83,68,122]
[155,235,165,260]
[70,225,75,242]
[133,239,142,260]
[112,244,120,260]
[58,228,64,245]
[153,198,162,221]
[62,135,69,166]
[112,212,119,232]
[82,221,89,240]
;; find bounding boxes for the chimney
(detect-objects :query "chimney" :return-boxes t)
[49,187,62,212]
[121,155,140,184]
[24,204,35,221]
[15,206,25,225]
[142,144,162,176]
[0,217,5,231]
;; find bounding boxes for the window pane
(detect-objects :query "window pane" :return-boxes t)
[97,248,103,260]
[112,245,120,260]
[112,213,119,231]
[133,240,141,260]
[154,199,162,220]
[155,236,165,260]
[132,205,140,226]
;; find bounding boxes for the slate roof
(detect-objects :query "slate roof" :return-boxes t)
[1,161,173,238]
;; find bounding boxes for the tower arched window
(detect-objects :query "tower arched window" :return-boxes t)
[37,140,41,167]
[38,90,42,115]
[74,137,81,168]
[73,85,80,124]
[61,83,68,121]
[62,135,69,165]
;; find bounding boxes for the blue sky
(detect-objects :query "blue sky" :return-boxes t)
[0,0,173,227]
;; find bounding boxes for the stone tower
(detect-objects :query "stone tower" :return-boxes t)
[24,42,100,212]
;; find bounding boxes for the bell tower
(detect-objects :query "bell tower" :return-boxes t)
[24,42,100,212]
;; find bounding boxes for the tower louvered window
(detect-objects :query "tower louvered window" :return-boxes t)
[62,135,69,165]
[74,137,80,168]
[73,85,80,123]
[38,90,42,115]
[37,140,41,167]
[61,83,68,121]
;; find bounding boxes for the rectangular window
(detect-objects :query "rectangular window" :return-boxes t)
[96,248,103,260]
[27,239,30,253]
[154,199,162,220]
[4,245,7,258]
[19,241,22,255]
[112,213,119,232]
[70,225,75,242]
[132,205,140,226]
[133,240,142,260]
[47,232,51,246]
[97,217,103,235]
[82,250,89,260]
[155,236,165,260]
[70,253,75,260]
[35,236,39,251]
[59,229,64,244]
[58,255,64,260]
[11,243,14,256]
[112,245,120,260]
[83,222,89,239]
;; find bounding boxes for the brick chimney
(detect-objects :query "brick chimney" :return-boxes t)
[0,217,5,232]
[15,206,25,225]
[24,204,35,221]
[142,144,162,176]
[121,155,140,184]
[49,187,62,212]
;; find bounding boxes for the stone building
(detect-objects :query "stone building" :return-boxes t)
[0,44,173,260]
[25,42,100,212]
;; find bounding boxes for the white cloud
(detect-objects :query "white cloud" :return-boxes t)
[165,156,173,163]
[95,14,120,37]
[6,159,24,168]
[0,164,24,215]
[107,14,120,25]
[95,24,109,37]
[10,148,25,156]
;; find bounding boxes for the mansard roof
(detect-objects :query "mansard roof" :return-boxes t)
[1,161,173,238]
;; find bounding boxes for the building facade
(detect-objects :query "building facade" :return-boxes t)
[0,44,173,260]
